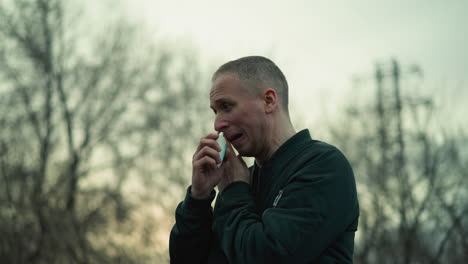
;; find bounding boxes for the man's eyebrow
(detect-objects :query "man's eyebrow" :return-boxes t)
[210,99,229,113]
[211,98,228,107]
[210,99,222,109]
[210,100,221,113]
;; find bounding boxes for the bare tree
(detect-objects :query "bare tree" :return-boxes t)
[327,60,468,263]
[0,0,209,263]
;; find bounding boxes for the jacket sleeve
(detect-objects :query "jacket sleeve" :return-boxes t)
[169,186,216,264]
[212,149,359,264]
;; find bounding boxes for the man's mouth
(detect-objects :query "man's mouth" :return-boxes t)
[227,133,244,145]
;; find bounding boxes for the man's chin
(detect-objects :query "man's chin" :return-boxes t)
[235,147,255,158]
[231,141,255,157]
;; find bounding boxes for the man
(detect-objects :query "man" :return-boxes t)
[169,56,359,263]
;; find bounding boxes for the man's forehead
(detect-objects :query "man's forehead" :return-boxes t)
[209,84,224,101]
[212,74,236,89]
[209,88,231,107]
[210,74,237,98]
[209,73,258,107]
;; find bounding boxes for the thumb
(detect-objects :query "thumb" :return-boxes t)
[225,141,236,159]
[237,154,247,166]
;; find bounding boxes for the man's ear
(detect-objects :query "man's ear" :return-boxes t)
[263,88,278,113]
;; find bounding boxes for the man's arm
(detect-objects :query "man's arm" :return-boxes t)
[170,133,225,263]
[169,187,216,264]
[212,149,359,264]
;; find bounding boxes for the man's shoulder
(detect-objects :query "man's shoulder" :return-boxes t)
[290,139,353,178]
[298,139,342,160]
[289,129,339,154]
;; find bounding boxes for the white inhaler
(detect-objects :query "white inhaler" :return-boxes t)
[217,132,227,168]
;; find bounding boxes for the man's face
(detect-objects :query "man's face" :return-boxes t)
[210,73,267,157]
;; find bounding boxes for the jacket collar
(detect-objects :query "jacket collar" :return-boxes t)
[253,129,312,174]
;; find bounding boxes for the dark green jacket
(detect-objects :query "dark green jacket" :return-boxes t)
[170,129,359,263]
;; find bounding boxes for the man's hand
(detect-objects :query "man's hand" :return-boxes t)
[218,141,250,193]
[191,133,224,198]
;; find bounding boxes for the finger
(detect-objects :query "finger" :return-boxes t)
[196,133,219,152]
[193,145,222,164]
[193,156,217,169]
[195,138,221,154]
[194,145,222,164]
[206,133,219,140]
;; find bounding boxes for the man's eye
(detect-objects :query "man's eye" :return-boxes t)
[221,103,231,111]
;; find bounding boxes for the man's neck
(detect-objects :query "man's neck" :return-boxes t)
[255,122,296,166]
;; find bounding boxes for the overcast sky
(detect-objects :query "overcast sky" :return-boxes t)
[122,0,467,128]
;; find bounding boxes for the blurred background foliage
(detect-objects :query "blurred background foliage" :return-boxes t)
[0,0,209,262]
[0,0,466,263]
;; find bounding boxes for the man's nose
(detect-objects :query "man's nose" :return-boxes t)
[214,115,228,132]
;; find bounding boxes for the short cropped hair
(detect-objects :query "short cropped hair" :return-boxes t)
[212,56,289,112]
